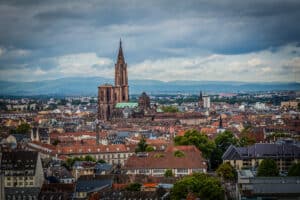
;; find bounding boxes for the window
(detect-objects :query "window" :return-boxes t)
[177,169,188,174]
[138,169,150,174]
[153,169,165,174]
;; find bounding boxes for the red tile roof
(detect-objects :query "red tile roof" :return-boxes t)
[124,145,206,170]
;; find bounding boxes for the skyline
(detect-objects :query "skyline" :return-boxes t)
[0,0,300,82]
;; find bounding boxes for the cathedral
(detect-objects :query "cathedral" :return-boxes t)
[98,40,129,121]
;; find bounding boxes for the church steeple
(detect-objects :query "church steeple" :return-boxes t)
[219,115,223,129]
[117,38,124,62]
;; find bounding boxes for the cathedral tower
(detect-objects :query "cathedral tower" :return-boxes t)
[98,39,129,121]
[114,39,129,102]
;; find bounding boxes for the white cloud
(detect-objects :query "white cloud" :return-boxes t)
[55,53,113,76]
[0,44,299,82]
[129,44,300,82]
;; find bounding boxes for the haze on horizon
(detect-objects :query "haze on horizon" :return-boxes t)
[0,0,299,83]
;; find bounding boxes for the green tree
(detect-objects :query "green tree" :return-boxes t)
[288,163,300,176]
[161,105,179,113]
[211,131,238,169]
[84,155,96,162]
[145,145,155,152]
[257,159,279,177]
[216,162,237,181]
[52,139,60,146]
[164,169,173,177]
[13,123,31,135]
[238,128,256,147]
[135,137,148,153]
[97,159,106,164]
[215,130,238,153]
[171,173,224,200]
[125,183,141,191]
[174,129,216,159]
[173,150,185,157]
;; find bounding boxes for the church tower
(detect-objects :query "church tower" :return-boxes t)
[115,39,129,102]
[98,39,129,121]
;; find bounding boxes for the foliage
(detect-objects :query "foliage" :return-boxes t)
[0,101,7,111]
[71,100,81,105]
[125,182,141,191]
[52,139,60,146]
[171,173,224,200]
[57,99,68,105]
[266,132,290,140]
[164,169,173,177]
[84,155,96,162]
[65,156,96,168]
[216,162,237,181]
[161,105,179,113]
[215,131,238,153]
[97,159,106,164]
[135,137,148,153]
[211,130,238,169]
[238,128,256,147]
[257,159,279,177]
[145,145,155,152]
[173,150,185,157]
[154,153,164,158]
[288,163,300,176]
[10,123,31,135]
[174,129,216,159]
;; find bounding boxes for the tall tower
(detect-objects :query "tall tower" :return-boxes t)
[115,39,129,102]
[98,39,129,121]
[198,91,204,108]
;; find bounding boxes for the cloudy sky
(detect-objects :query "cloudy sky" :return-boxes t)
[0,0,299,82]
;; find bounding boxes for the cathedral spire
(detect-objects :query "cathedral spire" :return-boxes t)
[118,38,124,62]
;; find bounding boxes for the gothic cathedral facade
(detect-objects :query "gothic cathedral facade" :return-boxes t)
[98,40,129,120]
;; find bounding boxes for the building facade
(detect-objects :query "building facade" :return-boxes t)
[1,151,44,200]
[98,40,129,121]
[124,145,207,177]
[222,142,300,172]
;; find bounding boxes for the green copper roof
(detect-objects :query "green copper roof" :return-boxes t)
[115,102,138,109]
[156,108,163,112]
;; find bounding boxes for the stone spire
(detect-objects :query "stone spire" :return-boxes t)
[219,115,223,129]
[117,38,124,62]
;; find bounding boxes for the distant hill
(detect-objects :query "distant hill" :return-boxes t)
[0,77,299,96]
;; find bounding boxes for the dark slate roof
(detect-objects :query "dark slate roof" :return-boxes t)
[75,177,112,192]
[39,183,75,200]
[11,134,30,142]
[1,151,38,173]
[5,187,40,198]
[95,163,113,171]
[250,177,300,195]
[222,143,300,160]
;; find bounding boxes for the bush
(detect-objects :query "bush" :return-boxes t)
[171,173,224,200]
[164,169,173,177]
[288,163,300,176]
[257,159,279,177]
[125,183,141,191]
[174,150,185,157]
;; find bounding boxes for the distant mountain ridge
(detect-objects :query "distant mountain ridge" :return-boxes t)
[0,77,299,96]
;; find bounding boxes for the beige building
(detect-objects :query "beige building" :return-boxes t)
[124,145,207,177]
[1,151,44,199]
[281,101,299,109]
[222,143,300,172]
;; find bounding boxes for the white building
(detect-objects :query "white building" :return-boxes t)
[203,95,210,109]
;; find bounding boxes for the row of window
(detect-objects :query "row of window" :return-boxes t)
[6,177,34,180]
[6,181,34,187]
[136,168,193,174]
